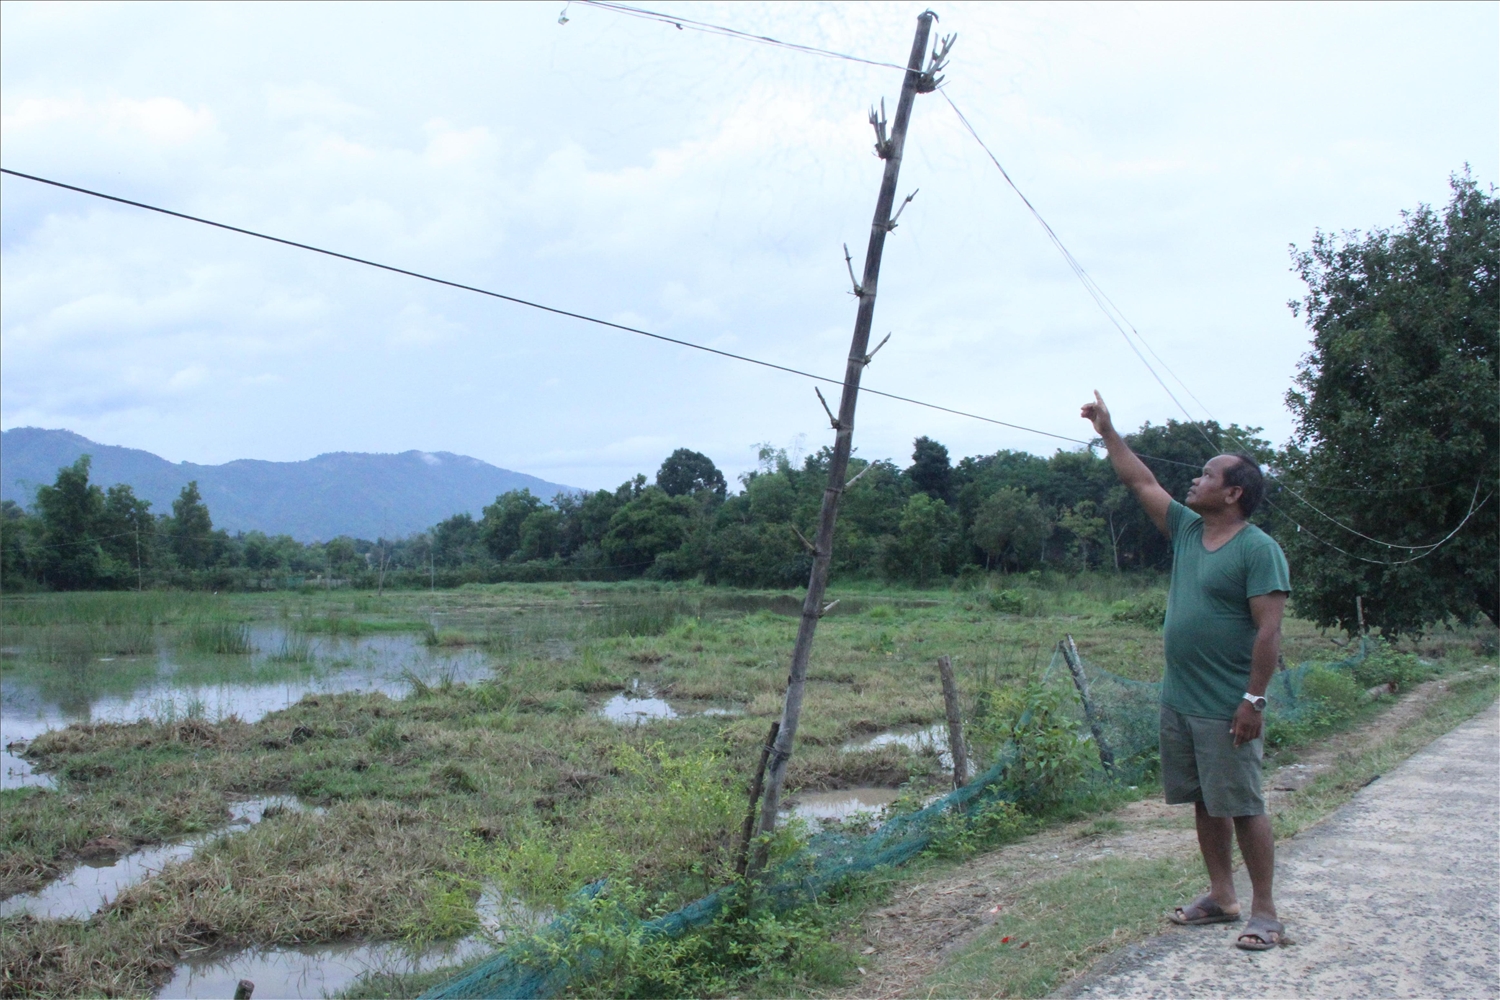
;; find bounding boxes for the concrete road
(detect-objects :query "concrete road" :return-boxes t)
[1058,701,1499,999]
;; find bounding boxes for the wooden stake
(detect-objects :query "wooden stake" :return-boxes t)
[1060,635,1115,772]
[937,655,969,788]
[735,720,779,876]
[1355,595,1365,634]
[750,11,942,874]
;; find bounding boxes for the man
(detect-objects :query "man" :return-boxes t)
[1082,391,1290,951]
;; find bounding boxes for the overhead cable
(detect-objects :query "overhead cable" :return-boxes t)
[562,2,1489,563]
[0,166,1092,449]
[570,1,911,72]
[935,93,1490,554]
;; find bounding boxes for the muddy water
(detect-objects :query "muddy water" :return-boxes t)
[158,886,549,999]
[786,787,902,823]
[843,722,956,769]
[0,629,492,790]
[157,938,491,1000]
[0,797,307,920]
[599,691,678,724]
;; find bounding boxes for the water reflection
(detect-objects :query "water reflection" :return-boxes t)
[843,723,955,769]
[599,692,677,724]
[0,629,493,790]
[157,885,548,1000]
[785,787,901,823]
[0,797,308,920]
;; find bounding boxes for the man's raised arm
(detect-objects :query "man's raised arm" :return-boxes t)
[1081,391,1173,537]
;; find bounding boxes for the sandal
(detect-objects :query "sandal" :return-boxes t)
[1235,915,1285,950]
[1169,894,1242,925]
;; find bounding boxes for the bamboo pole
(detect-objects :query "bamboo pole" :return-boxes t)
[751,11,948,873]
[1060,635,1115,772]
[937,655,969,787]
[734,720,780,876]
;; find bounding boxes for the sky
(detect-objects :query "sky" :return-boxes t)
[2,1,1496,493]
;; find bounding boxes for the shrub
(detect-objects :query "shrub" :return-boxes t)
[986,590,1026,614]
[1110,592,1167,629]
[1351,640,1431,692]
[1299,665,1364,720]
[970,682,1093,813]
[926,796,1032,858]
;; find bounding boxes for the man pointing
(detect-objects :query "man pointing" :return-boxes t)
[1082,391,1290,951]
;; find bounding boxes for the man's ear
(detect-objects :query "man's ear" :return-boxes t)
[1225,485,1245,511]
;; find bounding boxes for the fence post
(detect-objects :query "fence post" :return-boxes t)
[937,655,969,788]
[735,721,779,876]
[1061,635,1115,772]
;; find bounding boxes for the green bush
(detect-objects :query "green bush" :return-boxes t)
[1300,665,1365,720]
[1351,640,1431,692]
[986,590,1027,614]
[971,682,1093,813]
[926,796,1033,858]
[1110,592,1167,629]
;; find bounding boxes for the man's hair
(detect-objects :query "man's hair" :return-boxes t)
[1222,453,1265,517]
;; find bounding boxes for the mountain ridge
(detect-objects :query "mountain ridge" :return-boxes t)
[0,427,578,542]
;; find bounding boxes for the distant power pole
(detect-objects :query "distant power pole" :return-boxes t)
[751,10,951,871]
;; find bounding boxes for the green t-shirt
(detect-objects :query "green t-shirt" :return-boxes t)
[1161,500,1291,720]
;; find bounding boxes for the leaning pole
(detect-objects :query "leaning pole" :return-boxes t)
[750,10,949,872]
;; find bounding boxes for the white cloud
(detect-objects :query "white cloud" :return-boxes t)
[1,1,1494,484]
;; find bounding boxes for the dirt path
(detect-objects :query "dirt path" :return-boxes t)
[821,675,1488,1000]
[1056,700,1499,999]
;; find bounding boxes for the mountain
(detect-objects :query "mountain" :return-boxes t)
[0,428,579,542]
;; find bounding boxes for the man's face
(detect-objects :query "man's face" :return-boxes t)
[1185,455,1243,515]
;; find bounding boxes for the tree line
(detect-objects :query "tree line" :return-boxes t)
[2,177,1492,635]
[0,419,1271,596]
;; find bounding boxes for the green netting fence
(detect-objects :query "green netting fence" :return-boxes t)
[422,639,1368,999]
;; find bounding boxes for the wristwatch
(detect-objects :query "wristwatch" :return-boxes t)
[1242,692,1267,712]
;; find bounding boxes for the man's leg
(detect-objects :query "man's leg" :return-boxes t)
[1233,813,1276,919]
[1195,801,1238,908]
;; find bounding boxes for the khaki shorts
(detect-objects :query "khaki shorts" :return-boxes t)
[1159,703,1265,818]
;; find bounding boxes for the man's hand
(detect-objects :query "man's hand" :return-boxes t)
[1231,700,1263,746]
[1080,390,1114,437]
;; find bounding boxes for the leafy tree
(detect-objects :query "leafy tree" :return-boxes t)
[1059,500,1107,569]
[602,488,695,570]
[242,531,280,571]
[1,499,39,590]
[35,456,105,589]
[907,436,953,503]
[518,508,562,562]
[1281,174,1499,632]
[971,487,1052,572]
[656,448,727,500]
[325,537,358,577]
[481,489,546,561]
[99,484,154,583]
[881,493,959,585]
[432,513,482,567]
[167,481,215,570]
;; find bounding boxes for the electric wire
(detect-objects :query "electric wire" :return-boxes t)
[559,1,1491,562]
[570,1,911,73]
[0,166,1090,450]
[935,93,1492,555]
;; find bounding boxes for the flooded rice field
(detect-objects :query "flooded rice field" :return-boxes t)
[0,586,1018,998]
[1,629,491,792]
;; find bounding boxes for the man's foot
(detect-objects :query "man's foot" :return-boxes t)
[1168,894,1241,925]
[1235,915,1284,950]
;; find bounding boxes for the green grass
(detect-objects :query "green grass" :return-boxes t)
[1,580,1493,998]
[928,856,1202,998]
[918,671,1499,999]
